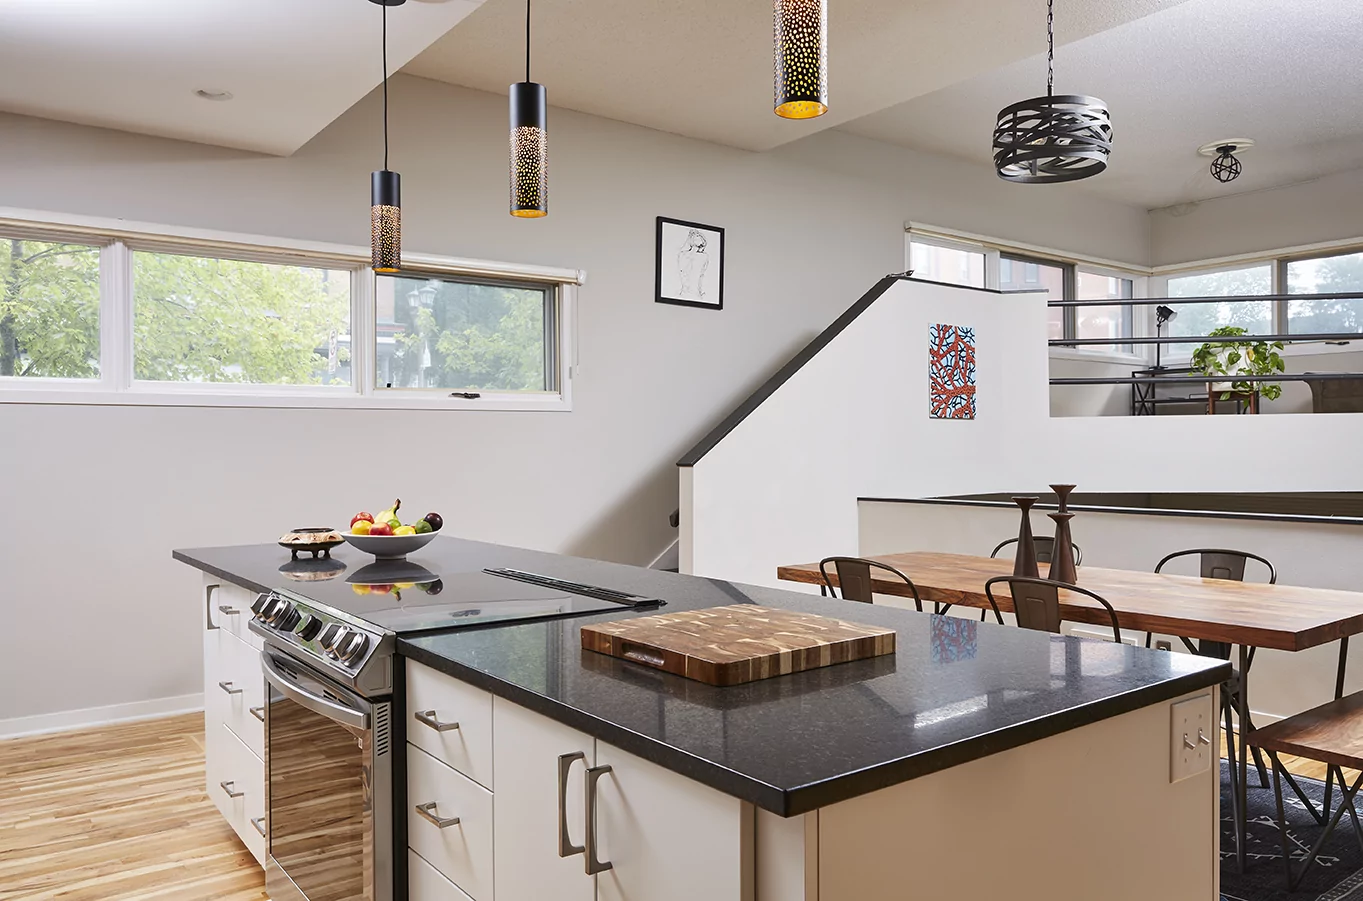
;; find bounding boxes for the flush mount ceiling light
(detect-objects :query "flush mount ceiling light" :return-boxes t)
[369,0,405,273]
[1199,139,1253,184]
[774,0,828,119]
[193,89,234,101]
[510,0,547,218]
[993,0,1112,184]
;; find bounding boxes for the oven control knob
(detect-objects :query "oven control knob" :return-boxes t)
[338,632,370,664]
[267,601,296,627]
[295,615,323,642]
[250,593,272,616]
[277,607,302,632]
[319,623,345,651]
[255,596,281,622]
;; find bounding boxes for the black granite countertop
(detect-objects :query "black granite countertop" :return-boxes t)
[176,537,1230,817]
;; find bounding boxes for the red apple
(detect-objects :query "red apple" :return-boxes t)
[369,521,393,536]
[351,512,374,527]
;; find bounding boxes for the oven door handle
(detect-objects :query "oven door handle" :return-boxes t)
[261,654,370,730]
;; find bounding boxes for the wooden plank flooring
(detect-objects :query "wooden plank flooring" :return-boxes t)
[0,712,268,901]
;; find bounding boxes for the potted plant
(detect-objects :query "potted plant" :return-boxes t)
[1190,326,1286,404]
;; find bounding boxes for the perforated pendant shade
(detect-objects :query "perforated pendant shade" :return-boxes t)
[371,170,401,273]
[510,82,548,218]
[774,0,827,119]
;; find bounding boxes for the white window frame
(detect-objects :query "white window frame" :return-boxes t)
[1148,261,1278,365]
[0,209,582,412]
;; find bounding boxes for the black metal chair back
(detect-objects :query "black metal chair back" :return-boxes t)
[818,557,925,612]
[1154,548,1277,585]
[991,536,1083,566]
[983,576,1123,643]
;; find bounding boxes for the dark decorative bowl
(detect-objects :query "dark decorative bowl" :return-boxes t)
[278,527,346,559]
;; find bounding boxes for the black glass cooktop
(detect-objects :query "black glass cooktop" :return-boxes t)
[275,558,663,634]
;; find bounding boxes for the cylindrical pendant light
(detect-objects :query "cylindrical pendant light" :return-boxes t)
[510,0,547,218]
[773,0,828,120]
[370,0,404,272]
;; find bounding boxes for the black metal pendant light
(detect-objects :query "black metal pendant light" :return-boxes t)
[370,0,404,272]
[510,0,548,218]
[1211,144,1243,183]
[993,0,1111,184]
[774,0,828,119]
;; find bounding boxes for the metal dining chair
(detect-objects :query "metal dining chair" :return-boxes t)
[1147,548,1278,794]
[819,556,935,613]
[981,538,1084,620]
[982,576,1123,644]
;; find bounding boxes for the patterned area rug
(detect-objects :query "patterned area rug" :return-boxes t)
[1221,761,1363,900]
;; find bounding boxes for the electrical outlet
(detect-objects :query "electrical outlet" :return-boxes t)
[1156,640,1173,652]
[1170,694,1214,783]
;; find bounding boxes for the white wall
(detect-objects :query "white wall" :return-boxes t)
[0,76,1152,726]
[1049,350,1144,417]
[859,500,1363,722]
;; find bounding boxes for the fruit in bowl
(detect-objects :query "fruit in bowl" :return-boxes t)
[342,499,443,559]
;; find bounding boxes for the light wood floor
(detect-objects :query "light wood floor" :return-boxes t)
[0,712,268,901]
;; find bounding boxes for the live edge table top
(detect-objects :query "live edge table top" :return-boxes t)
[777,551,1363,653]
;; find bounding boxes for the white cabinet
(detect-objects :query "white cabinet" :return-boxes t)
[492,698,596,901]
[201,575,266,868]
[407,745,495,901]
[410,849,475,901]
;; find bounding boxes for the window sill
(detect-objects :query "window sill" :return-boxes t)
[1048,348,1145,365]
[0,386,571,412]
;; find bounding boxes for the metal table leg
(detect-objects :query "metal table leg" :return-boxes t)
[1237,643,1251,872]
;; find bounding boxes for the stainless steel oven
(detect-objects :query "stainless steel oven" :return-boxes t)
[262,652,393,901]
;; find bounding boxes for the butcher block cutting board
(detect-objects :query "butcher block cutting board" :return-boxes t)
[580,604,895,686]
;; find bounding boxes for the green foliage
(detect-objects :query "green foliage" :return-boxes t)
[0,239,101,378]
[1166,267,1273,339]
[133,254,349,384]
[1190,326,1286,402]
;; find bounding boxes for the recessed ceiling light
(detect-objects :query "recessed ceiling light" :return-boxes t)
[193,89,234,102]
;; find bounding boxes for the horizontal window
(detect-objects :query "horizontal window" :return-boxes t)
[909,238,986,289]
[1075,270,1133,349]
[1000,253,1068,342]
[0,236,102,380]
[1287,250,1363,334]
[1165,264,1273,336]
[0,214,578,411]
[377,273,555,393]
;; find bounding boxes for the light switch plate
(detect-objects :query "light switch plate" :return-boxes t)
[1170,694,1214,783]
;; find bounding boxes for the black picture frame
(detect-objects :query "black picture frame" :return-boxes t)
[655,216,725,310]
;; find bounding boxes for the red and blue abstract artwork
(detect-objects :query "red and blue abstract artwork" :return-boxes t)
[928,323,977,420]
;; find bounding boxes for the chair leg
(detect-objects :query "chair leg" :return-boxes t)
[1223,690,1241,835]
[1279,766,1328,826]
[1240,709,1270,788]
[1285,767,1363,892]
[1271,756,1293,888]
[979,608,987,622]
[1144,631,1152,648]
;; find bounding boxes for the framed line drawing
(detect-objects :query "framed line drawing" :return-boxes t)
[656,216,724,310]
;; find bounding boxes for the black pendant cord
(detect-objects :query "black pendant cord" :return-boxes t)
[382,2,390,171]
[525,0,531,83]
[1046,0,1054,98]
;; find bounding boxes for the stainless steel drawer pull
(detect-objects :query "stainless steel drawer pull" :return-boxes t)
[205,584,221,631]
[217,605,241,616]
[415,801,460,828]
[584,764,613,875]
[414,710,460,732]
[249,706,265,722]
[218,681,243,696]
[219,780,245,799]
[557,752,586,858]
[250,816,267,837]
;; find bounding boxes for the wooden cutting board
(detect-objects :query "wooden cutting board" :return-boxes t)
[580,604,895,686]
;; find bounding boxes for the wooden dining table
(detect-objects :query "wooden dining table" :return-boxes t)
[776,551,1363,871]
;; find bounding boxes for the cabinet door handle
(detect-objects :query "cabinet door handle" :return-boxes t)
[219,780,245,799]
[249,706,265,722]
[250,816,267,837]
[205,584,221,631]
[557,752,586,858]
[218,605,241,617]
[584,764,613,875]
[414,801,460,828]
[218,681,243,696]
[414,709,460,732]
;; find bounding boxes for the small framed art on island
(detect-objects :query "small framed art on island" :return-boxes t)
[656,216,724,310]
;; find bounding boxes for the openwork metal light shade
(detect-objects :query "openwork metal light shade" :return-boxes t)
[1211,145,1242,183]
[993,0,1111,184]
[510,83,547,218]
[774,0,828,119]
[371,170,401,273]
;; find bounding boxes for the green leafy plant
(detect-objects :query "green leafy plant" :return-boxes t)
[1190,326,1286,401]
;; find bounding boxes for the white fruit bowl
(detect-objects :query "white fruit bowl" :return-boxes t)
[341,530,438,560]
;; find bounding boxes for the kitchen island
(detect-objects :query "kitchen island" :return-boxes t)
[176,537,1230,901]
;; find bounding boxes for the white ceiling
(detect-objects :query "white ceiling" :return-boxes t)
[405,0,1190,153]
[840,0,1363,209]
[0,0,484,156]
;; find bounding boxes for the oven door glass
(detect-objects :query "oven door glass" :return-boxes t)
[266,654,374,901]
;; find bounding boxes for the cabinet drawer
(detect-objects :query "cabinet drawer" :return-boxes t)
[410,849,475,901]
[207,629,265,759]
[208,722,265,867]
[408,745,494,901]
[207,579,263,648]
[407,661,493,789]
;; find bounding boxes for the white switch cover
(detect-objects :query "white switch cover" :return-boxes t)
[1170,694,1214,783]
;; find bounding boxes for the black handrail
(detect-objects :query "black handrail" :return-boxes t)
[1053,373,1363,386]
[1053,333,1358,346]
[1049,290,1363,308]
